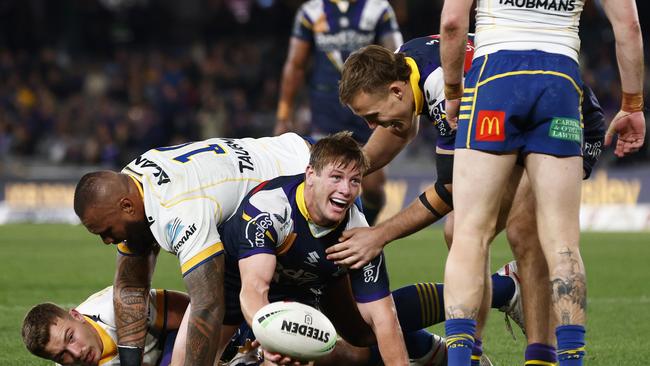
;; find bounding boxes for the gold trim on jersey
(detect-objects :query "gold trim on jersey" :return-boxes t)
[465,54,490,148]
[128,175,144,198]
[295,182,312,222]
[83,315,117,365]
[180,242,224,275]
[404,57,424,115]
[277,232,297,255]
[117,242,134,255]
[153,289,166,332]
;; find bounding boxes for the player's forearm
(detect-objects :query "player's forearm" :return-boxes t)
[614,25,644,95]
[440,3,470,88]
[114,254,155,349]
[377,188,451,243]
[361,300,408,365]
[364,123,417,175]
[240,286,270,326]
[183,257,225,365]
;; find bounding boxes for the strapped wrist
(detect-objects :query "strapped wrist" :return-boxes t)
[444,83,463,100]
[621,92,644,113]
[118,345,143,366]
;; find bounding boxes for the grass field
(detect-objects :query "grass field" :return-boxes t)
[1,224,648,365]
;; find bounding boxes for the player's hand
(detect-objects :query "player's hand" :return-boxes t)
[326,226,386,269]
[604,110,646,157]
[445,98,461,130]
[274,119,294,136]
[259,344,311,365]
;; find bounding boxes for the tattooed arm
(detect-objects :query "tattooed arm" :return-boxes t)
[180,255,226,366]
[113,247,158,365]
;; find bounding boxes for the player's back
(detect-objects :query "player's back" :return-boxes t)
[474,0,585,61]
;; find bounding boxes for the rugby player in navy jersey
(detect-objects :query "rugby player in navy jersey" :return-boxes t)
[216,132,408,365]
[274,0,404,225]
[332,36,607,365]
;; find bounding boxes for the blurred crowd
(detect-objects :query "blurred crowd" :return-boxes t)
[0,0,648,170]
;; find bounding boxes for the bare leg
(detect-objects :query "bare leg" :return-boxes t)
[446,149,516,339]
[525,154,585,327]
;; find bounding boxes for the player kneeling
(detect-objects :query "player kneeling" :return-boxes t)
[181,132,410,365]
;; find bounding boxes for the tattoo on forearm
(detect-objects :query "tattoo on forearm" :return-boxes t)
[115,286,148,344]
[183,256,226,365]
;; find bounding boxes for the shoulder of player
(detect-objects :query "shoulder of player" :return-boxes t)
[241,176,299,219]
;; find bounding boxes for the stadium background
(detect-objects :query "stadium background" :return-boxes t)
[0,0,648,365]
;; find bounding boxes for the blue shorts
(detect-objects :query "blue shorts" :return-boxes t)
[310,89,372,143]
[455,50,584,157]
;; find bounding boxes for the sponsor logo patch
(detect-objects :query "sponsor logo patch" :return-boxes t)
[475,110,505,141]
[549,117,581,143]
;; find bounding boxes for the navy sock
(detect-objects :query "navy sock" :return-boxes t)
[470,338,483,366]
[525,343,557,366]
[557,325,586,366]
[392,282,445,331]
[490,272,515,308]
[404,329,434,359]
[445,318,476,366]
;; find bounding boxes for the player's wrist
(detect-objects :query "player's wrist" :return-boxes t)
[276,100,293,121]
[621,92,644,113]
[444,82,463,100]
[118,345,143,366]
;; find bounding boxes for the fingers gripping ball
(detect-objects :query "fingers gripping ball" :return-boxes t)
[252,301,337,361]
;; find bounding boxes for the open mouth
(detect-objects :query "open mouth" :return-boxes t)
[330,197,348,210]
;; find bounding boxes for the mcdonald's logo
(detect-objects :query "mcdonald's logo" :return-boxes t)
[475,110,505,141]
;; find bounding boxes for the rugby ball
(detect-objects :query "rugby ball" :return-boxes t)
[252,301,337,361]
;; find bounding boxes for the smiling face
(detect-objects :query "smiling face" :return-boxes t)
[43,310,103,366]
[304,161,363,227]
[347,81,416,134]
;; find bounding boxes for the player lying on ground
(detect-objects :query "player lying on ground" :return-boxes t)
[22,286,188,366]
[73,133,311,366]
[331,36,605,364]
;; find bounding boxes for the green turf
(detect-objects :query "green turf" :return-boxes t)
[1,224,648,365]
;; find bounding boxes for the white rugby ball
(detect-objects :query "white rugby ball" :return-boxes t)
[252,301,337,361]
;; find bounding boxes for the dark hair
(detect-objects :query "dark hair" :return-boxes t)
[22,303,69,359]
[339,44,411,105]
[73,171,127,217]
[309,131,369,175]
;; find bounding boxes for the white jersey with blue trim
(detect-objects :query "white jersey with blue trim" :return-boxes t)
[120,133,311,276]
[474,0,585,62]
[57,287,166,366]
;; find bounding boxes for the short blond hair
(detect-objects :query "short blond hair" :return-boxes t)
[339,45,411,105]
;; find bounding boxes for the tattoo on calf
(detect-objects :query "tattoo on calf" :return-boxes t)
[445,305,479,320]
[551,249,587,325]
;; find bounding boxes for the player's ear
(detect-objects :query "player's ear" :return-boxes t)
[119,197,135,215]
[69,309,84,321]
[389,81,404,100]
[305,165,315,186]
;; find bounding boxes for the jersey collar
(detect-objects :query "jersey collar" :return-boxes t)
[405,57,424,115]
[295,182,341,238]
[128,175,144,198]
[83,315,117,365]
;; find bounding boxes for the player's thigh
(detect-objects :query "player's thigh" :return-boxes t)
[525,153,582,249]
[319,275,376,347]
[452,148,517,237]
[495,164,525,234]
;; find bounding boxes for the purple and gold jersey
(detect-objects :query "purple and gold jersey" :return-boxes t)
[221,174,390,325]
[293,0,401,92]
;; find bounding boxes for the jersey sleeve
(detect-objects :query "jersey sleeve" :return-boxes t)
[231,189,293,260]
[161,199,224,277]
[349,252,391,303]
[291,4,314,42]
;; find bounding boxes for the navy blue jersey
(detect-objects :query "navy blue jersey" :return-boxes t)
[293,0,401,93]
[398,35,475,152]
[221,174,390,323]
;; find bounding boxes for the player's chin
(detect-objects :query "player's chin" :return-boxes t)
[325,201,348,222]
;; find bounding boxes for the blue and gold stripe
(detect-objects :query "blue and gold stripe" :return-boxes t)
[181,242,224,276]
